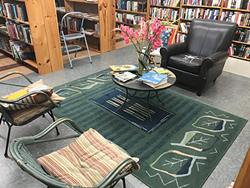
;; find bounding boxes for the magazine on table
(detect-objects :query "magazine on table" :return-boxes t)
[110,65,138,72]
[114,71,137,82]
[138,72,168,84]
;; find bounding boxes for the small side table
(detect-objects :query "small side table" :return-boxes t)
[112,70,176,121]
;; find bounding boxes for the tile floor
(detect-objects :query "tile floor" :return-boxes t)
[0,45,250,188]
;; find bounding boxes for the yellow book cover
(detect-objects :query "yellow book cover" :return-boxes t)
[110,65,138,71]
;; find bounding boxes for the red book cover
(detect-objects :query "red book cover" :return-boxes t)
[9,24,16,39]
[168,29,176,45]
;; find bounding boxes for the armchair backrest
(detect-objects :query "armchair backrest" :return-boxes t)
[186,19,238,57]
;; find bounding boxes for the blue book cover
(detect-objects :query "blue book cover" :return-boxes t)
[138,72,167,84]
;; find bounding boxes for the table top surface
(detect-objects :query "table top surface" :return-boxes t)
[112,70,176,92]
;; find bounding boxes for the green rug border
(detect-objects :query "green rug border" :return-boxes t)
[53,68,248,188]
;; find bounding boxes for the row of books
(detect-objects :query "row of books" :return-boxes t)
[228,43,250,58]
[221,11,250,26]
[6,21,32,44]
[182,0,221,6]
[234,29,250,43]
[3,3,28,22]
[182,8,219,20]
[0,36,11,52]
[150,8,179,20]
[116,12,145,25]
[150,0,180,7]
[224,0,250,9]
[9,41,35,61]
[116,0,147,12]
[179,22,191,32]
[176,33,186,43]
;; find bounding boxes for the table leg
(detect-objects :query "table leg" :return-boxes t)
[147,91,152,121]
[156,91,164,105]
[117,89,128,111]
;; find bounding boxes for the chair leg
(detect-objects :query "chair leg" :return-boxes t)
[197,89,202,96]
[47,111,60,135]
[4,122,13,157]
[63,38,73,69]
[0,114,3,124]
[122,177,126,188]
[83,35,92,64]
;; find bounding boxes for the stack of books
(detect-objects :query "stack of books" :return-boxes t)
[138,72,168,89]
[114,71,137,82]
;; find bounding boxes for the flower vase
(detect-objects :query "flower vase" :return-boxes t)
[137,52,149,76]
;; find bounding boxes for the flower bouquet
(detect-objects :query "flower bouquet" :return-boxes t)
[113,18,174,75]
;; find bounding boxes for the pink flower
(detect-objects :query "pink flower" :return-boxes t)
[123,26,130,32]
[128,29,134,37]
[120,24,124,30]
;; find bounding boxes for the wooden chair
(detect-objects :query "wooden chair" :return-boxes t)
[10,118,140,188]
[0,71,64,157]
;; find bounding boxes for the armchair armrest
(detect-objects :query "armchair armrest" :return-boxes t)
[200,51,229,78]
[160,42,188,68]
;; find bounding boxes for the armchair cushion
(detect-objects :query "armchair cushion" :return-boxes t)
[0,80,53,111]
[9,93,65,125]
[168,53,205,74]
[38,128,139,187]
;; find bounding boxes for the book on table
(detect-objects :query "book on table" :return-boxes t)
[110,65,138,71]
[143,77,169,89]
[114,71,137,82]
[138,72,167,84]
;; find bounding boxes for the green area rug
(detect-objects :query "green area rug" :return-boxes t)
[53,69,247,188]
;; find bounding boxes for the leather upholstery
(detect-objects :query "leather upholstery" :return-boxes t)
[160,19,238,96]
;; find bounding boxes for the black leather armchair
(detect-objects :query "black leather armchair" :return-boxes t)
[160,19,238,96]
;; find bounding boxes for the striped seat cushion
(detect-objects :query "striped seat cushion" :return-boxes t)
[9,93,65,126]
[38,128,139,187]
[1,80,53,111]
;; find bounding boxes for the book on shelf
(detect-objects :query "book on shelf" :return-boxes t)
[84,28,95,35]
[114,71,137,82]
[138,72,168,85]
[0,36,11,52]
[0,24,8,35]
[95,23,99,36]
[10,41,35,60]
[110,65,138,71]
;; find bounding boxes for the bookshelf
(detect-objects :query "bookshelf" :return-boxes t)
[63,0,116,53]
[221,0,250,61]
[148,0,250,62]
[115,0,149,34]
[0,0,63,75]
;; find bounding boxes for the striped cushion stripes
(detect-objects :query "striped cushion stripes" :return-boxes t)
[9,93,65,125]
[38,128,139,187]
[0,80,53,111]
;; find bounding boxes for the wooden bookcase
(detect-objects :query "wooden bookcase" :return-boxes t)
[115,0,149,29]
[0,0,63,75]
[63,0,116,53]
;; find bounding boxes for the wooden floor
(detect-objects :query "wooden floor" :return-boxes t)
[0,34,132,81]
